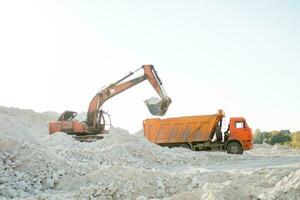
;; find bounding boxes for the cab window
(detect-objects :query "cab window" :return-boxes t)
[235,121,246,129]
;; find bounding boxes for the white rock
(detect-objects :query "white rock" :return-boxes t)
[57,169,65,176]
[1,106,300,200]
[45,178,55,188]
[136,196,147,200]
[6,188,16,198]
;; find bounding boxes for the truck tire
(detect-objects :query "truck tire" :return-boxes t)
[226,142,243,154]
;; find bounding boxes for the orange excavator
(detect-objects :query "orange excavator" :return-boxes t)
[49,65,172,141]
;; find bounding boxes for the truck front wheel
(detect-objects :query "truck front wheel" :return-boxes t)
[226,142,243,154]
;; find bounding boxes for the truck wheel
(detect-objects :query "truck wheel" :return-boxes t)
[226,142,243,154]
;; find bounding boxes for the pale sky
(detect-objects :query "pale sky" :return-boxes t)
[0,0,299,132]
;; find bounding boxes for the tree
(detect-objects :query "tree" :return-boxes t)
[269,130,291,145]
[254,129,272,144]
[292,131,300,148]
[254,129,291,145]
[253,129,262,144]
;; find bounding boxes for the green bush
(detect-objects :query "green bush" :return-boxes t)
[269,130,291,145]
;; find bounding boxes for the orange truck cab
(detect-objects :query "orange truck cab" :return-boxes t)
[226,117,253,151]
[143,110,253,154]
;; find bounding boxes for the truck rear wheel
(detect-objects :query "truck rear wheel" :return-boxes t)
[226,142,243,154]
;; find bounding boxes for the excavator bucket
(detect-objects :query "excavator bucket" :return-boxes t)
[144,97,171,116]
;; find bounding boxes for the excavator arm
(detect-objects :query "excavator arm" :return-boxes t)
[86,65,171,129]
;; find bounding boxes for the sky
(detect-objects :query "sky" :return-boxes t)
[0,0,299,132]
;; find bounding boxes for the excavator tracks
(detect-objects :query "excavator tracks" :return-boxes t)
[73,135,104,142]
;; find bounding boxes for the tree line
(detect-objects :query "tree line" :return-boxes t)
[254,129,300,148]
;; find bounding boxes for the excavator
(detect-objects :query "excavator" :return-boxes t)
[49,64,172,141]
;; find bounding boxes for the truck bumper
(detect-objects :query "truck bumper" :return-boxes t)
[242,140,254,150]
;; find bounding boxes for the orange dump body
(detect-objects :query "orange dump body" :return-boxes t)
[143,110,224,144]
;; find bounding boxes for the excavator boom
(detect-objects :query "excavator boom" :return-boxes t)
[87,65,171,129]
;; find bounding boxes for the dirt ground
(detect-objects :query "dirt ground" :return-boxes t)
[0,106,300,200]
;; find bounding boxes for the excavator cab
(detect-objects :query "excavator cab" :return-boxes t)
[58,111,78,121]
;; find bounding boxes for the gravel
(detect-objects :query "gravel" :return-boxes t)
[0,106,300,200]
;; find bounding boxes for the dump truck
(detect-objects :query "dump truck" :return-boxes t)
[49,65,171,141]
[143,110,253,154]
